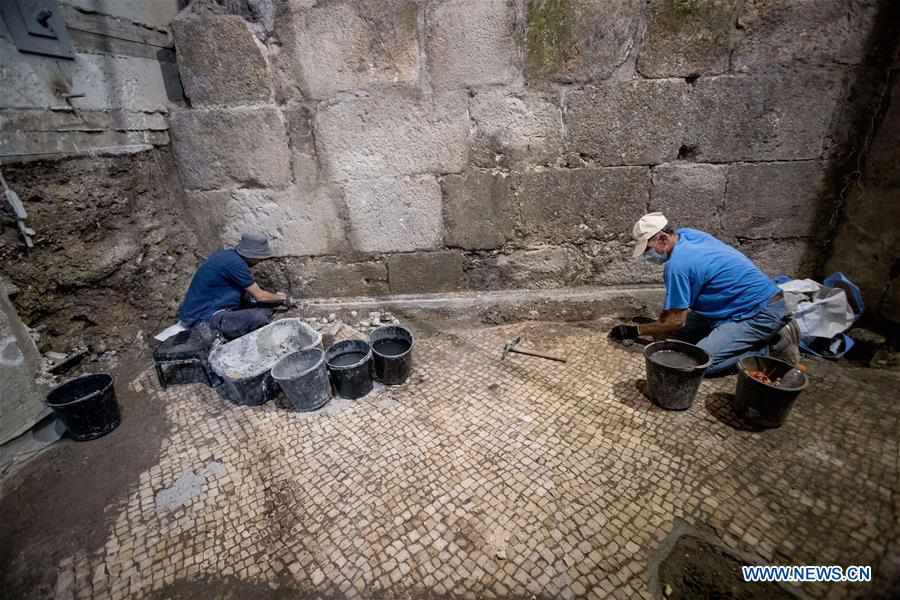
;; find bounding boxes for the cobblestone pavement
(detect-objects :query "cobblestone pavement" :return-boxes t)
[52,320,899,599]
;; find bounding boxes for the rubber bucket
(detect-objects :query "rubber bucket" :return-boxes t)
[735,356,808,428]
[271,348,331,412]
[369,325,414,385]
[325,339,373,399]
[644,340,711,410]
[46,374,121,441]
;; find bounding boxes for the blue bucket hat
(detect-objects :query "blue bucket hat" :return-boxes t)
[235,232,273,259]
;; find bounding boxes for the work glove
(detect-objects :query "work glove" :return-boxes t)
[609,324,639,342]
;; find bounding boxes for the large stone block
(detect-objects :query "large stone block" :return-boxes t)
[427,0,521,91]
[256,257,390,298]
[344,175,443,253]
[183,190,230,254]
[517,167,649,243]
[724,161,831,240]
[469,89,563,168]
[585,240,662,285]
[315,90,469,180]
[527,0,642,84]
[650,163,727,235]
[738,239,816,279]
[565,80,691,165]
[638,0,739,77]
[466,246,591,290]
[170,107,291,190]
[277,0,418,99]
[388,251,465,294]
[283,104,320,192]
[442,170,517,250]
[172,15,272,107]
[689,69,848,162]
[220,185,349,257]
[732,0,881,72]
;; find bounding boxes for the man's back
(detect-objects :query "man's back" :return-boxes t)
[177,249,254,325]
[664,228,779,321]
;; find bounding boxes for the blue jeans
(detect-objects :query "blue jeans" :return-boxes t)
[208,308,272,341]
[673,300,789,377]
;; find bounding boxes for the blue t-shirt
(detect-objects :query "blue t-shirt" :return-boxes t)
[177,249,254,325]
[664,228,779,321]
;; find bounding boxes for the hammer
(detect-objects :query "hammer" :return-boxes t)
[501,336,567,363]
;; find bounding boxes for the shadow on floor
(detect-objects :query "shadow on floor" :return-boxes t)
[704,393,766,432]
[612,378,663,413]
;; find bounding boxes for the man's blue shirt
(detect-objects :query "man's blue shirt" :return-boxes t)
[663,228,779,321]
[178,249,254,325]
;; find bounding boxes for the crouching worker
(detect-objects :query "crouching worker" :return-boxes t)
[178,232,287,341]
[609,213,800,377]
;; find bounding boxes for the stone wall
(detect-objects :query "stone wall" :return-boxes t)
[0,0,184,160]
[169,0,890,297]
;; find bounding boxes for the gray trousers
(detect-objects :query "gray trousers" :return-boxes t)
[208,308,273,341]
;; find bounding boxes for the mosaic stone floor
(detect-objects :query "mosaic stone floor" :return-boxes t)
[51,320,899,599]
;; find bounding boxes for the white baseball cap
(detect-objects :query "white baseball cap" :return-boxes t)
[631,212,668,258]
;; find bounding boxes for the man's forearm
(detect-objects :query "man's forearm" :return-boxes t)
[637,321,683,338]
[637,310,688,338]
[253,289,285,303]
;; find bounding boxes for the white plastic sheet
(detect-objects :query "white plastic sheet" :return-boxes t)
[778,280,857,340]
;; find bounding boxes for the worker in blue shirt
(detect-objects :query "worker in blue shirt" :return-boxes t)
[610,213,800,376]
[178,232,287,341]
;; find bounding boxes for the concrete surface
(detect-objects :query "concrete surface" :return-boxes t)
[0,287,48,445]
[1,0,179,160]
[3,316,898,599]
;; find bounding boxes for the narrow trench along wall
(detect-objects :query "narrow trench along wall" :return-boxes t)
[170,0,891,298]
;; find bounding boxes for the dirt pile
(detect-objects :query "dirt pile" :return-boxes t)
[0,149,204,356]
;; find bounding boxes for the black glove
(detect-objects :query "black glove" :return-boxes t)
[609,324,639,341]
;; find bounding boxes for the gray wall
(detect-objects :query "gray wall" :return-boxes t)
[170,0,887,298]
[0,0,183,160]
[829,49,900,325]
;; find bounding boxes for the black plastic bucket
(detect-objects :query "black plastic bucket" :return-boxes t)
[369,325,414,385]
[46,374,121,441]
[644,340,711,410]
[325,339,373,399]
[271,348,331,412]
[735,356,808,428]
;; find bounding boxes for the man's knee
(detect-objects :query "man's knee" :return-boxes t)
[212,308,273,340]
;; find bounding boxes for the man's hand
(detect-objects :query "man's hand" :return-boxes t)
[274,291,288,301]
[609,324,640,342]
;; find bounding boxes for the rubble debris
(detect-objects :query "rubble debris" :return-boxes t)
[48,347,89,375]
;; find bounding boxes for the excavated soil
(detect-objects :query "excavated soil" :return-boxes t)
[1,149,204,356]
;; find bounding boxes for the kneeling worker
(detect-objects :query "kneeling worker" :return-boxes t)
[610,213,800,376]
[178,232,288,341]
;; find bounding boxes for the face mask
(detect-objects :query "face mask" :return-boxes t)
[641,248,668,265]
